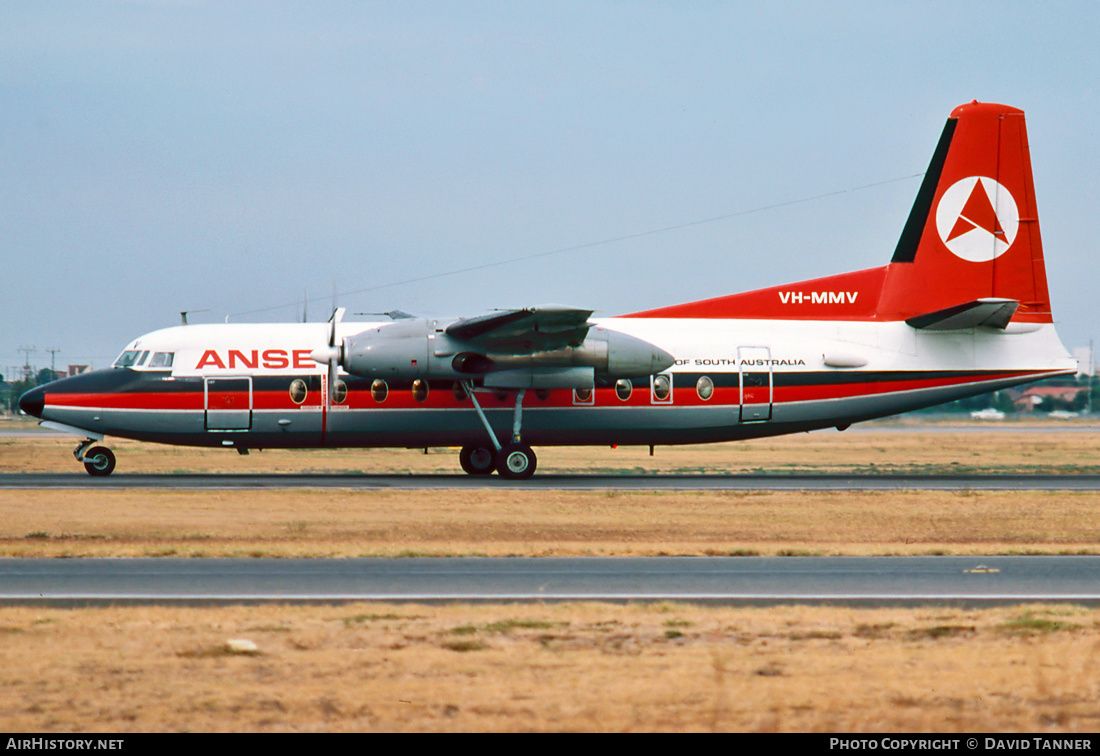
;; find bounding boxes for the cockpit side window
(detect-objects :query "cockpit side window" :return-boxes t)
[113,350,141,368]
[135,351,149,366]
[149,352,175,368]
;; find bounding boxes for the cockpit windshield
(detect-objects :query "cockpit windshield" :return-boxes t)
[113,350,174,369]
[113,350,141,368]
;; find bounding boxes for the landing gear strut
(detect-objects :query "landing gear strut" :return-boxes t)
[459,382,538,479]
[74,438,116,477]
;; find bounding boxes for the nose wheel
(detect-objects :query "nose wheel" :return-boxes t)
[82,446,117,477]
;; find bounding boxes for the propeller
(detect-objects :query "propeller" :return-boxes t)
[310,307,346,401]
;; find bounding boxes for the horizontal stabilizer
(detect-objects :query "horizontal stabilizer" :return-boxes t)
[905,298,1019,331]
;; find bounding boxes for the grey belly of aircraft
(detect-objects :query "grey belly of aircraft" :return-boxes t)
[44,373,1029,450]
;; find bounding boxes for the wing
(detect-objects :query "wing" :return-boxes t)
[445,305,594,353]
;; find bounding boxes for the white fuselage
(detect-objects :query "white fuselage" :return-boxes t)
[30,315,1075,451]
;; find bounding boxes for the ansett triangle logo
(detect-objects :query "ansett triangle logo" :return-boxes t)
[935,176,1019,262]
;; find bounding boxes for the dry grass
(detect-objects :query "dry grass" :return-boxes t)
[1,488,1099,558]
[2,427,1100,731]
[1,602,1098,732]
[5,423,1100,476]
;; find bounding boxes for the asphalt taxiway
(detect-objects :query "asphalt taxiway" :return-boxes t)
[2,556,1098,605]
[3,472,1100,490]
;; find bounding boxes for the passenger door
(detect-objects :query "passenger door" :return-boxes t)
[738,346,772,422]
[204,377,252,431]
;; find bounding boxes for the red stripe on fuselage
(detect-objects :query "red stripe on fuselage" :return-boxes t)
[41,370,1046,414]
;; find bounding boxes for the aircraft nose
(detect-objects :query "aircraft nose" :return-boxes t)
[18,385,46,418]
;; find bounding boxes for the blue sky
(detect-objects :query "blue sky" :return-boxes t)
[2,1,1098,375]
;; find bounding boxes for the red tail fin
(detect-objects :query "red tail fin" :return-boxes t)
[877,101,1052,323]
[625,102,1051,323]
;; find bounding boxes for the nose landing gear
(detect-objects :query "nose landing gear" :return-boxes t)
[74,438,116,477]
[83,447,117,477]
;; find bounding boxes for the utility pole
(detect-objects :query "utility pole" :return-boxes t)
[17,345,36,381]
[47,348,61,373]
[1090,339,1095,416]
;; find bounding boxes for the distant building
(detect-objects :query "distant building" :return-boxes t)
[1011,385,1085,412]
[66,365,90,377]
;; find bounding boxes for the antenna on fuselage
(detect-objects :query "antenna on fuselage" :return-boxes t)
[354,310,417,320]
[180,310,209,325]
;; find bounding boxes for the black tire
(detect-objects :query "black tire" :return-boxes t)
[83,446,116,477]
[496,443,537,480]
[459,445,496,475]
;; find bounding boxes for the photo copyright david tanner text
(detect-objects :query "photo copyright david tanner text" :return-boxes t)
[830,738,1093,751]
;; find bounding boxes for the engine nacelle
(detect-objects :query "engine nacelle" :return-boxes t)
[341,320,432,379]
[479,327,674,378]
[584,327,677,378]
[340,319,675,383]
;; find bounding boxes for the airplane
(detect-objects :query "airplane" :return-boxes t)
[19,101,1077,479]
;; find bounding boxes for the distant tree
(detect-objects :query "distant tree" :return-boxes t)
[1037,394,1076,413]
[992,391,1017,414]
[7,378,36,413]
[35,368,59,385]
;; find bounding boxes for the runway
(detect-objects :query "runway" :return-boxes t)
[2,556,1098,605]
[4,472,1100,490]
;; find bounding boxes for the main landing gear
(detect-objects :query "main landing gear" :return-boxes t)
[458,382,538,479]
[74,438,116,477]
[459,444,496,475]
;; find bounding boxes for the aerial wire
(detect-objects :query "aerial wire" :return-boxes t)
[228,172,924,320]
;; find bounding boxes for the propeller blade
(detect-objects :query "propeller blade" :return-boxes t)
[329,360,339,403]
[322,308,346,401]
[328,307,346,346]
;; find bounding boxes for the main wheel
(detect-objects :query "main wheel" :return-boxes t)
[496,443,537,480]
[459,445,497,475]
[83,446,116,477]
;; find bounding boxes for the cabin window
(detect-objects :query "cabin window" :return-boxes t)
[412,379,429,403]
[651,374,672,403]
[113,350,141,368]
[535,388,551,402]
[149,352,175,368]
[289,379,308,405]
[573,386,594,404]
[696,376,714,401]
[452,382,468,402]
[332,380,348,404]
[615,379,633,401]
[371,379,388,403]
